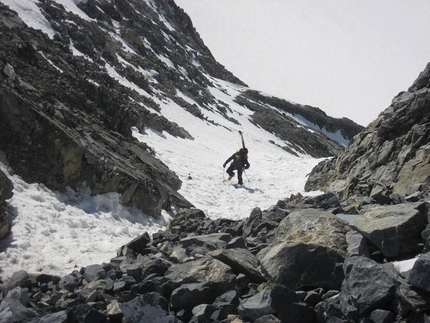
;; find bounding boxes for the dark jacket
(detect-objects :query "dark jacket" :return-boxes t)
[224,148,250,170]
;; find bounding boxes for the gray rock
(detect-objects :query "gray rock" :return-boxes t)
[408,252,430,292]
[212,290,239,314]
[1,270,29,293]
[83,264,106,283]
[369,309,395,323]
[179,232,231,250]
[272,208,351,258]
[119,293,179,323]
[395,282,430,313]
[352,202,428,258]
[163,257,236,292]
[237,287,276,321]
[209,248,266,283]
[258,241,344,290]
[0,287,38,323]
[0,169,12,241]
[346,230,370,257]
[305,62,430,198]
[338,257,401,320]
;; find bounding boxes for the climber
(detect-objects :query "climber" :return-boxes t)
[223,147,250,185]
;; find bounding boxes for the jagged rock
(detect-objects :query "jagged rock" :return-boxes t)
[408,252,430,292]
[270,284,315,323]
[338,257,401,321]
[212,290,240,315]
[305,62,430,198]
[235,90,361,158]
[237,285,314,323]
[0,169,13,241]
[351,202,428,258]
[179,232,232,250]
[191,304,227,322]
[209,248,266,283]
[272,208,351,257]
[118,232,151,256]
[237,287,276,321]
[395,282,430,313]
[163,256,236,294]
[167,208,207,233]
[83,264,106,283]
[345,230,370,257]
[0,270,29,293]
[369,309,396,323]
[0,287,38,323]
[258,241,344,291]
[119,292,179,323]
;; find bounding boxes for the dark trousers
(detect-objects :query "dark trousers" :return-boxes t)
[226,164,243,184]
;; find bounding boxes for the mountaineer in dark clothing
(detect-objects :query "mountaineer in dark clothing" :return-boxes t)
[223,148,250,185]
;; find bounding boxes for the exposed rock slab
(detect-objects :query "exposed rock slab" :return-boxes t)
[352,202,428,258]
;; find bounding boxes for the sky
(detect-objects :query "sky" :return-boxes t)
[175,0,430,126]
[0,0,417,282]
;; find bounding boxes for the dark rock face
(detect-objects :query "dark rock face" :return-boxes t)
[0,1,196,216]
[235,90,363,157]
[0,169,13,240]
[235,91,362,158]
[305,62,430,199]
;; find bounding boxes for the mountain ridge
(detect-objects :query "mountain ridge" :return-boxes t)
[0,0,361,218]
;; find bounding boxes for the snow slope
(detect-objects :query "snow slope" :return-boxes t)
[0,0,417,282]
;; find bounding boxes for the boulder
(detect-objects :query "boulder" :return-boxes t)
[408,252,430,292]
[345,230,370,257]
[0,287,38,323]
[119,292,180,323]
[272,208,351,258]
[237,287,276,321]
[209,248,266,283]
[351,202,428,258]
[163,257,236,294]
[338,257,401,320]
[258,241,344,290]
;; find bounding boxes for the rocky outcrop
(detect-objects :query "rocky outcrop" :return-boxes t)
[305,62,430,199]
[0,169,13,240]
[234,91,360,158]
[0,1,199,216]
[1,192,429,322]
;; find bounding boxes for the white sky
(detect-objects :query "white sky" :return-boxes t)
[0,0,417,282]
[175,0,430,126]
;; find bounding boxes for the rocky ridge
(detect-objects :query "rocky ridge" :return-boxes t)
[305,62,430,200]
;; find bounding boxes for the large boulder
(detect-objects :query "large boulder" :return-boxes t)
[271,209,351,257]
[257,209,350,290]
[338,257,401,321]
[0,287,38,323]
[237,285,314,323]
[258,241,344,290]
[408,252,430,292]
[209,248,266,283]
[351,202,428,258]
